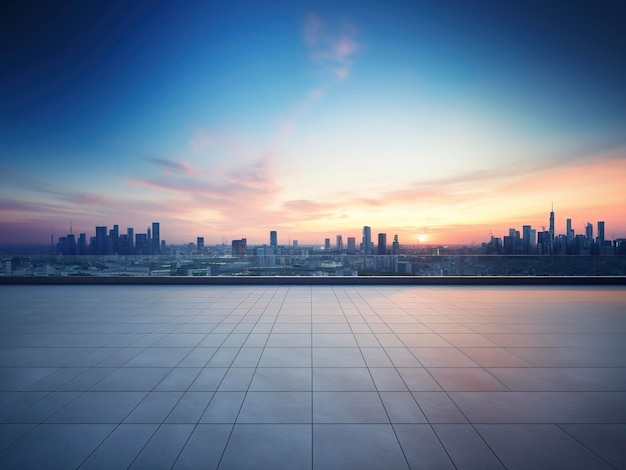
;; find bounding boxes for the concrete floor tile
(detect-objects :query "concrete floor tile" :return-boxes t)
[173,424,231,469]
[0,423,115,469]
[559,424,626,470]
[220,424,311,470]
[433,424,505,469]
[129,423,194,469]
[313,424,408,469]
[394,424,455,469]
[238,392,311,423]
[250,367,312,391]
[313,391,388,423]
[476,424,614,470]
[80,424,158,469]
[1,285,625,468]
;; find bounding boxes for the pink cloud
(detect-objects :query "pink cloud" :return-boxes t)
[303,14,360,80]
[126,154,281,225]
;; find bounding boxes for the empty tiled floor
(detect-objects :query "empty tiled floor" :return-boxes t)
[1,285,625,469]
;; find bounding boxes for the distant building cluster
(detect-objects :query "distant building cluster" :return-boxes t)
[11,215,625,278]
[52,209,624,259]
[228,227,401,257]
[56,222,164,255]
[54,222,403,259]
[482,206,626,256]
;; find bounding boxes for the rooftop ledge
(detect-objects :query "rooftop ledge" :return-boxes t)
[2,275,626,285]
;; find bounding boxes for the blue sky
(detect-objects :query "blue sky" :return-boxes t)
[1,1,625,245]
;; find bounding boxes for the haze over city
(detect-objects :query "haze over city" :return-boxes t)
[1,1,625,247]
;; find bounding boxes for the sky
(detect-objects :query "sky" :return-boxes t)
[1,0,625,246]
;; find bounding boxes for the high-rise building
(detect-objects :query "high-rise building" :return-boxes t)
[566,219,573,241]
[586,223,593,242]
[347,237,356,253]
[197,237,205,254]
[392,234,400,255]
[78,233,87,255]
[95,226,107,255]
[377,233,387,255]
[325,238,331,251]
[270,231,277,247]
[135,233,148,255]
[549,204,555,241]
[110,225,119,254]
[362,226,372,254]
[522,225,532,254]
[118,234,129,255]
[232,238,247,256]
[152,222,160,255]
[597,221,605,244]
[127,228,134,254]
[336,235,343,252]
[66,233,76,255]
[504,229,520,254]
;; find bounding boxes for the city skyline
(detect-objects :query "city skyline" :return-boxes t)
[47,203,621,255]
[2,2,626,246]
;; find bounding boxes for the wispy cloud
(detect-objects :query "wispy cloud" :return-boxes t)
[127,153,280,217]
[303,14,360,80]
[276,86,326,141]
[274,16,360,142]
[148,157,196,176]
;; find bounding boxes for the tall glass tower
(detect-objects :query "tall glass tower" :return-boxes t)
[549,204,555,241]
[152,222,160,255]
[362,226,372,254]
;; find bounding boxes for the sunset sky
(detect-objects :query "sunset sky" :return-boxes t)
[1,1,625,246]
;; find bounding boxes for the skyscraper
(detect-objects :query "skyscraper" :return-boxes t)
[95,226,107,255]
[566,218,573,241]
[377,233,387,255]
[270,230,277,247]
[152,222,160,255]
[362,226,372,254]
[336,235,343,252]
[347,237,356,253]
[110,225,119,254]
[549,204,555,241]
[78,233,87,255]
[522,225,531,254]
[127,228,134,254]
[586,223,593,242]
[197,237,204,254]
[325,238,331,251]
[135,233,148,255]
[392,234,400,255]
[597,221,605,244]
